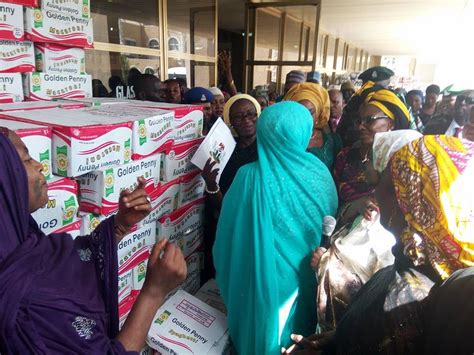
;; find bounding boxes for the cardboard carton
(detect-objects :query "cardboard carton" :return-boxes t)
[78,154,161,215]
[118,224,156,274]
[178,173,205,208]
[161,138,203,182]
[195,280,226,315]
[41,0,90,19]
[35,43,85,75]
[0,100,82,111]
[0,118,52,180]
[23,72,92,100]
[130,102,203,143]
[3,107,134,177]
[0,3,23,41]
[156,199,205,258]
[31,176,79,235]
[86,104,175,159]
[0,73,23,102]
[146,290,227,355]
[0,40,35,73]
[24,8,93,48]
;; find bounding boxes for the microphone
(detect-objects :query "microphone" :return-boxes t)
[321,215,337,248]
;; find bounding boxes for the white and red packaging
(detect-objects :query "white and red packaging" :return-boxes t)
[41,0,90,19]
[119,290,138,329]
[0,100,83,112]
[132,259,148,291]
[23,72,92,101]
[84,104,175,160]
[35,43,85,75]
[60,97,132,106]
[0,40,35,73]
[53,219,81,238]
[0,73,23,102]
[3,107,134,177]
[78,154,161,216]
[156,198,205,258]
[161,138,203,182]
[138,179,180,228]
[0,118,52,180]
[80,212,107,235]
[31,177,79,235]
[118,269,133,304]
[118,224,156,275]
[131,102,203,143]
[178,173,205,208]
[1,0,37,6]
[146,290,227,355]
[24,8,93,48]
[0,3,23,41]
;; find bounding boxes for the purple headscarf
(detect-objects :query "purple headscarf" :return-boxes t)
[0,134,133,353]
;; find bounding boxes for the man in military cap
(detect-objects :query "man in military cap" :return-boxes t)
[183,87,215,135]
[358,66,394,87]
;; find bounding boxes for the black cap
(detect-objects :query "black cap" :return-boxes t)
[358,66,394,83]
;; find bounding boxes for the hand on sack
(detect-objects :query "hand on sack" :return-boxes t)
[310,247,327,270]
[353,196,379,221]
[115,176,152,232]
[142,239,187,298]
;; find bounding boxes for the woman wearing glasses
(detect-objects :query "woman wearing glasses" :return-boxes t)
[200,94,262,281]
[334,88,412,225]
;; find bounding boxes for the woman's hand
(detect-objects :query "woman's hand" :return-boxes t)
[201,158,219,191]
[352,196,379,221]
[115,177,152,233]
[281,331,336,354]
[218,50,232,74]
[142,239,187,299]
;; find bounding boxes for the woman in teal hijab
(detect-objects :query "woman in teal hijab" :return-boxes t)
[213,101,338,354]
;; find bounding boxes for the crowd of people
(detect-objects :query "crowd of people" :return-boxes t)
[1,54,474,354]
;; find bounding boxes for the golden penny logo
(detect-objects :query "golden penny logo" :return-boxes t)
[33,10,43,22]
[56,154,68,171]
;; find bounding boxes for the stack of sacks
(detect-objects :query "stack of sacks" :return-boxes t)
[0,1,34,102]
[0,118,82,237]
[23,0,93,100]
[0,0,94,102]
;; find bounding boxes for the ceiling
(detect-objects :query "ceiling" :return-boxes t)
[218,0,474,57]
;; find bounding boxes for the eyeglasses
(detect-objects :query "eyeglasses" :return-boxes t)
[231,111,257,122]
[355,115,390,126]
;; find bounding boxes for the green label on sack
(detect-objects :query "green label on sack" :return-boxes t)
[124,138,131,163]
[105,168,114,197]
[82,0,90,18]
[33,9,44,29]
[31,72,41,93]
[155,310,171,325]
[137,261,147,282]
[63,196,77,225]
[138,119,147,146]
[39,149,51,180]
[56,145,68,176]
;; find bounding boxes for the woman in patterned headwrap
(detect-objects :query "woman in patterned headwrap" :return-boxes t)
[284,82,342,170]
[284,135,474,354]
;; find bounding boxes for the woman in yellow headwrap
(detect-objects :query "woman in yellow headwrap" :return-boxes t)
[284,135,474,354]
[284,83,342,170]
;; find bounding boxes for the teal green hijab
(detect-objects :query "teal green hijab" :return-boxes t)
[213,101,338,354]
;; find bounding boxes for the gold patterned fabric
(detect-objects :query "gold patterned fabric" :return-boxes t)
[390,135,474,279]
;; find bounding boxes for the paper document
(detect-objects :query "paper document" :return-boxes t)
[191,118,236,183]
